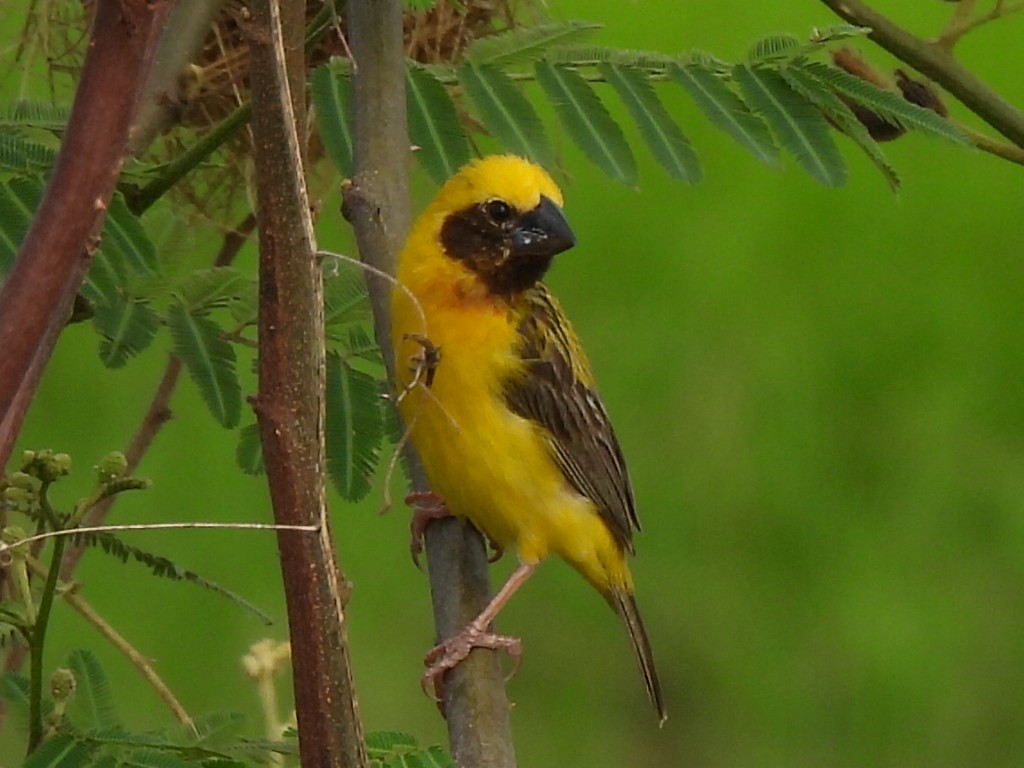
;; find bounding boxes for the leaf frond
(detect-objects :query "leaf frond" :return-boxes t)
[466,20,603,68]
[535,61,637,185]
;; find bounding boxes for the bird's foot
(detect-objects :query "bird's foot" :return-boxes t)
[421,621,523,701]
[404,491,504,566]
[405,491,451,567]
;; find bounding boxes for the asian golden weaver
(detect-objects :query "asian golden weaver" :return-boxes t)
[391,155,665,723]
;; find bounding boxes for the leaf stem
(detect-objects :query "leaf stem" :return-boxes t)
[27,485,66,753]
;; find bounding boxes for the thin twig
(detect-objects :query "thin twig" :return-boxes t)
[935,0,1024,50]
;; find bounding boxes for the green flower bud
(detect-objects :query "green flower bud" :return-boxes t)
[96,452,129,482]
[50,668,77,703]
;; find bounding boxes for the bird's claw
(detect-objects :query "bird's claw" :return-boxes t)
[405,491,451,568]
[404,491,504,567]
[421,623,523,702]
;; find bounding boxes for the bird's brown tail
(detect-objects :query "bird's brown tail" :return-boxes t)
[612,589,667,725]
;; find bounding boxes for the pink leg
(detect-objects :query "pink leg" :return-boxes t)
[422,563,537,699]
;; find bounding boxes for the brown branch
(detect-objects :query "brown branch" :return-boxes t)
[0,0,170,469]
[344,2,517,766]
[248,1,367,767]
[818,0,1024,148]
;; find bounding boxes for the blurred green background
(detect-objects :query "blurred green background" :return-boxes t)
[6,1,1024,766]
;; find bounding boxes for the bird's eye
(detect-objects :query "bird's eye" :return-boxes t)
[483,199,514,225]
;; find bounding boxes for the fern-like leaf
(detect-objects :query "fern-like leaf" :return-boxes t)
[809,24,872,44]
[122,748,202,768]
[458,63,555,167]
[598,63,701,183]
[406,63,471,184]
[0,132,56,171]
[75,530,273,624]
[174,267,251,315]
[781,63,900,191]
[93,298,160,368]
[671,64,779,166]
[105,194,158,276]
[323,268,370,326]
[802,61,967,143]
[535,61,637,185]
[465,20,602,68]
[547,45,679,69]
[310,63,354,176]
[326,352,384,501]
[23,733,95,768]
[0,175,44,271]
[167,303,241,428]
[747,34,802,62]
[366,732,455,768]
[0,100,70,131]
[734,64,846,186]
[236,423,264,475]
[68,649,122,732]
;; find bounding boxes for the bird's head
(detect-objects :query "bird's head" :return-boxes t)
[423,155,576,297]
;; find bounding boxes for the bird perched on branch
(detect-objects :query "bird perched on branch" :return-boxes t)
[391,154,665,724]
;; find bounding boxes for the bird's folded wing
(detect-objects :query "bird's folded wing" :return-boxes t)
[504,286,640,552]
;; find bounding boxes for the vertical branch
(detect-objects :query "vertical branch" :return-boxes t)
[344,3,517,766]
[249,1,367,767]
[0,0,169,467]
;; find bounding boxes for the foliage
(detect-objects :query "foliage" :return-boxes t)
[0,449,276,755]
[313,23,966,191]
[1,650,288,768]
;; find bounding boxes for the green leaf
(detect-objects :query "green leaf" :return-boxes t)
[0,175,44,271]
[0,132,56,171]
[236,423,264,475]
[458,63,555,167]
[367,732,418,753]
[106,193,158,276]
[326,352,384,501]
[76,530,273,624]
[465,20,602,68]
[546,45,679,69]
[174,267,252,315]
[93,298,160,368]
[781,63,900,192]
[671,64,779,166]
[23,734,94,768]
[310,63,354,176]
[0,100,70,131]
[598,63,701,183]
[808,23,872,44]
[323,269,369,326]
[535,61,636,185]
[803,61,968,144]
[167,303,241,428]
[747,33,802,62]
[68,649,122,731]
[122,748,200,768]
[733,64,846,186]
[406,63,471,184]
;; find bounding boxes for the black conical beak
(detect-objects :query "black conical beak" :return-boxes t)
[510,195,576,258]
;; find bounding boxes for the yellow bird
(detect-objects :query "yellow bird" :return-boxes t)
[391,155,665,723]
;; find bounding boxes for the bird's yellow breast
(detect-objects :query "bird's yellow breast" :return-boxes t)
[391,239,628,589]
